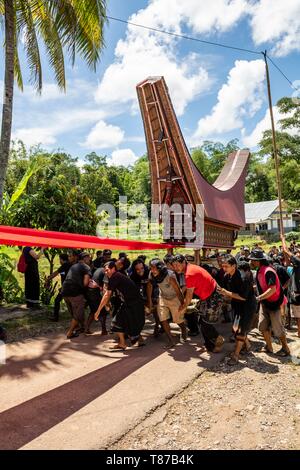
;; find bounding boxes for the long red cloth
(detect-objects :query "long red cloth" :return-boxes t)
[0,225,176,251]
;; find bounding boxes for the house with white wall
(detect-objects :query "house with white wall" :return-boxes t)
[242,200,300,234]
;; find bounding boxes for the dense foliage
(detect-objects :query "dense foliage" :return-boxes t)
[0,252,23,304]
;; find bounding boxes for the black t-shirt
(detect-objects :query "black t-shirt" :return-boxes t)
[62,262,91,297]
[93,257,103,270]
[92,267,106,287]
[224,270,245,315]
[130,266,150,300]
[224,270,255,316]
[291,255,300,293]
[57,262,72,284]
[23,247,38,273]
[273,264,290,289]
[108,272,141,304]
[215,268,225,287]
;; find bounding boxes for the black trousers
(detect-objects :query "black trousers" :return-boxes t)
[199,316,220,351]
[53,292,63,319]
[185,312,199,334]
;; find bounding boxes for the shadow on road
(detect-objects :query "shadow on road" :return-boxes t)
[0,338,167,450]
[1,321,286,450]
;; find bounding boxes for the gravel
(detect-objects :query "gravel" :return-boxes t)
[112,329,300,451]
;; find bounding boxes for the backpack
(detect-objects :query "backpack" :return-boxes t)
[17,253,28,273]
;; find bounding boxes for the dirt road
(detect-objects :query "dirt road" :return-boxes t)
[112,329,300,451]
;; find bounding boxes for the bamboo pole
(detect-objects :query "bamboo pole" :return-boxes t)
[263,51,284,238]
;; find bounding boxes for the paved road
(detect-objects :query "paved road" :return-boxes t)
[0,321,232,450]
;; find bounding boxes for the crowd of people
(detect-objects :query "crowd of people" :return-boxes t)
[7,239,300,364]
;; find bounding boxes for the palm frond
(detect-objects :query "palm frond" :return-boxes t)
[33,1,66,90]
[14,45,24,91]
[17,0,42,92]
[51,0,107,70]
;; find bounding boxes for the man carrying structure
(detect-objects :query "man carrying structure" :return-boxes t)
[172,255,224,353]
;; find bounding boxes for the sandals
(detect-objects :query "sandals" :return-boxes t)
[109,344,127,351]
[228,356,239,366]
[74,327,85,334]
[164,342,175,350]
[212,335,225,352]
[67,331,80,339]
[84,330,93,336]
[275,348,290,357]
[257,345,273,354]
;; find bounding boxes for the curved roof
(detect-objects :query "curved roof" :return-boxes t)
[137,76,250,228]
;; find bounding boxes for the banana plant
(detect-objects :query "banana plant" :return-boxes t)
[0,157,40,223]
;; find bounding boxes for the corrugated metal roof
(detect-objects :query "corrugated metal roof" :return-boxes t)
[245,200,279,224]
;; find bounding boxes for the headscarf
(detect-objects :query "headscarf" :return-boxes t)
[149,259,168,284]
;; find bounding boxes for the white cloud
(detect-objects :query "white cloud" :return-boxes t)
[10,77,111,149]
[12,108,107,149]
[125,0,247,36]
[242,106,296,148]
[192,59,266,141]
[81,120,125,149]
[6,0,299,154]
[109,149,138,167]
[95,0,244,115]
[12,127,57,147]
[20,79,94,103]
[175,0,248,34]
[22,83,64,102]
[249,0,300,56]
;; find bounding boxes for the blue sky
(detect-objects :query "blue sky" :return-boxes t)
[1,0,299,166]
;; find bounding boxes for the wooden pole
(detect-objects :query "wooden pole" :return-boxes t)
[194,249,201,265]
[263,51,284,238]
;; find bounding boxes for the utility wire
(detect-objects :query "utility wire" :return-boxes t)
[106,15,261,56]
[266,54,297,90]
[106,15,296,91]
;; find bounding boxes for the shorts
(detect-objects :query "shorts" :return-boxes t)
[258,304,285,338]
[64,295,86,324]
[158,296,185,324]
[291,304,300,319]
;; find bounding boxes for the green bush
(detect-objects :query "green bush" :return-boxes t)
[0,252,24,304]
[262,232,281,243]
[40,274,58,306]
[285,231,300,242]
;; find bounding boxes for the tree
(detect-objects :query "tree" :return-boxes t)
[190,147,210,178]
[81,153,119,207]
[7,149,98,273]
[259,97,300,208]
[0,0,107,203]
[191,139,240,183]
[244,154,275,203]
[124,156,151,208]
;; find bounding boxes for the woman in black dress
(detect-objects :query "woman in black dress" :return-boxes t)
[218,256,257,365]
[22,246,44,309]
[94,261,145,350]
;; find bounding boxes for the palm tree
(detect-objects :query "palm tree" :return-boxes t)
[0,0,107,203]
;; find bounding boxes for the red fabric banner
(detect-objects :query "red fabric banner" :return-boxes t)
[0,225,176,251]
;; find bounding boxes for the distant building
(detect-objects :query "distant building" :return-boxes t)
[241,200,300,235]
